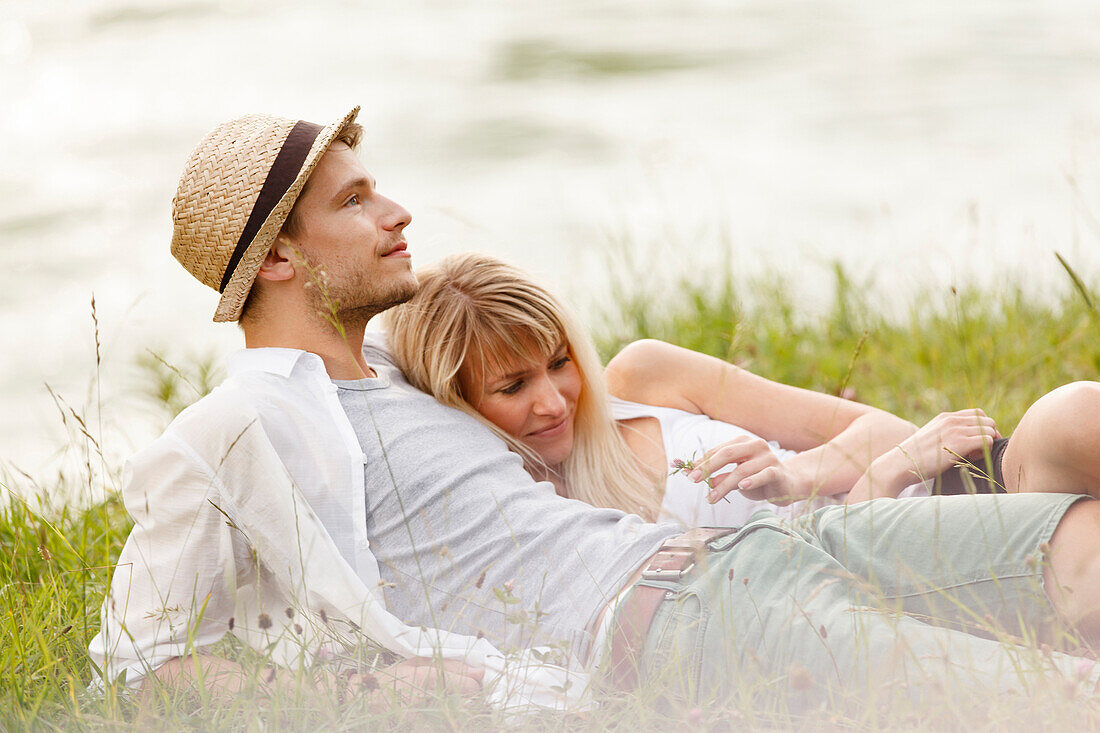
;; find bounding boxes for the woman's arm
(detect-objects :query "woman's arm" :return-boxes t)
[605,339,917,502]
[845,409,1001,503]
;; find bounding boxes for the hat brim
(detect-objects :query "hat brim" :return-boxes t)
[212,106,361,322]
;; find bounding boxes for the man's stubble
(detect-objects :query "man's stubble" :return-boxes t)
[304,258,420,333]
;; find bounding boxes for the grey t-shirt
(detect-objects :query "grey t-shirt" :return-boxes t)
[334,342,680,660]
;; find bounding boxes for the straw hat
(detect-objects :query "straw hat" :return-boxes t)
[170,106,361,322]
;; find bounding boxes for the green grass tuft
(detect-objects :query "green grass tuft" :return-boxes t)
[594,261,1100,434]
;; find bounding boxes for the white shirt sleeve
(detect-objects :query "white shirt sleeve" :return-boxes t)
[88,431,249,686]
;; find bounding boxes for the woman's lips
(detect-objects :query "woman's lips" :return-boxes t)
[528,418,569,439]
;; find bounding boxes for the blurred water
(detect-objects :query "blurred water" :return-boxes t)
[3,0,1100,477]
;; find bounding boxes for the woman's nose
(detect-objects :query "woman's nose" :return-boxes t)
[532,376,567,417]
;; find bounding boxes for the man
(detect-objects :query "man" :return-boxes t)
[89,108,493,702]
[91,106,1100,709]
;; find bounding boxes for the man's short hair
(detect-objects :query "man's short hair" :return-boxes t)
[280,123,364,240]
[239,122,364,324]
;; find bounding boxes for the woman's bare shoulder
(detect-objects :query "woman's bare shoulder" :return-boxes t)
[605,339,708,413]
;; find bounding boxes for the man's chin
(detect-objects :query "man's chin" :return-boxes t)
[385,275,419,309]
[401,272,420,299]
[336,279,419,326]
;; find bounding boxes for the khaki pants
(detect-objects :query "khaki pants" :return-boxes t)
[632,493,1098,706]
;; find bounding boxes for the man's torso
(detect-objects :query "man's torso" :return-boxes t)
[337,343,679,659]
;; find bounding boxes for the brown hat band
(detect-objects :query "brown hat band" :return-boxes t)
[218,120,324,293]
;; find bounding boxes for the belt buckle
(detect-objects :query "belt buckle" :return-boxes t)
[641,560,696,582]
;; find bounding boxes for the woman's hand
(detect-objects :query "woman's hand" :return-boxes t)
[686,435,808,505]
[846,408,1001,503]
[892,408,1001,482]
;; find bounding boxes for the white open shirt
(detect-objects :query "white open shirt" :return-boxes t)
[87,346,587,711]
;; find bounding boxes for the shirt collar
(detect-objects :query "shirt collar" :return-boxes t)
[226,347,326,379]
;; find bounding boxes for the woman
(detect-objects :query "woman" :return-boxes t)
[384,253,1100,523]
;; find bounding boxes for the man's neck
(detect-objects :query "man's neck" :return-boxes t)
[243,319,375,380]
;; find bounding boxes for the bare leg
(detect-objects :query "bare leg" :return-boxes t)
[1044,498,1100,645]
[1001,381,1100,498]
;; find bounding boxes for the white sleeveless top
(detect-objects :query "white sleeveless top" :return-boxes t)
[611,397,928,527]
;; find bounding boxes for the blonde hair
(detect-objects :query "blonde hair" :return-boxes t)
[384,253,663,520]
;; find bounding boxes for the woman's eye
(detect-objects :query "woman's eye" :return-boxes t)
[500,381,524,395]
[550,355,571,370]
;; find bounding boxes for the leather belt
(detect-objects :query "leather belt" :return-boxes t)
[606,526,736,689]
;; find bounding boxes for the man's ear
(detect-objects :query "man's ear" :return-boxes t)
[256,237,297,282]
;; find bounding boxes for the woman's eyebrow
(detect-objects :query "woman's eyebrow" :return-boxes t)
[491,366,531,384]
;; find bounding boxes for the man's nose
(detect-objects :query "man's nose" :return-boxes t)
[379,195,412,231]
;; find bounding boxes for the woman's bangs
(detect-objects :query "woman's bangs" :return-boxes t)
[470,309,559,371]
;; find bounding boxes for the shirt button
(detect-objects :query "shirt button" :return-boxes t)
[360,453,369,464]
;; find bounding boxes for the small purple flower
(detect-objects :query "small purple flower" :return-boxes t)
[671,458,686,469]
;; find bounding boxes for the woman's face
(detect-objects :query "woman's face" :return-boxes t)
[460,342,582,468]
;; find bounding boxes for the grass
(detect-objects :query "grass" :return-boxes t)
[594,258,1100,435]
[4,257,1100,730]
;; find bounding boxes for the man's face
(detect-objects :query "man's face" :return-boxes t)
[286,142,416,327]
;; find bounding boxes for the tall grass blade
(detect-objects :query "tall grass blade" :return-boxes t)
[1055,251,1096,315]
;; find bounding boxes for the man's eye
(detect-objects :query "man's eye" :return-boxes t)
[344,195,360,207]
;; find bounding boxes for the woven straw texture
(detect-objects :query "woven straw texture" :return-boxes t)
[170,106,360,322]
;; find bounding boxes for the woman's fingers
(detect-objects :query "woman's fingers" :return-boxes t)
[736,465,799,505]
[943,407,989,419]
[688,437,771,483]
[935,409,999,438]
[706,454,779,503]
[948,431,997,459]
[685,436,798,504]
[896,410,1002,480]
[942,424,999,456]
